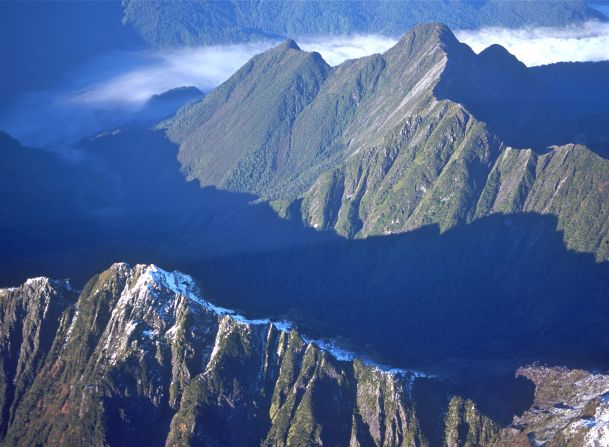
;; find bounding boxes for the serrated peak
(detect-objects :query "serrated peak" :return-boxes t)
[278,38,301,51]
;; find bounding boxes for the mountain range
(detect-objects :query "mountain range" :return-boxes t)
[167,23,609,260]
[1,0,606,103]
[0,264,607,446]
[1,18,609,446]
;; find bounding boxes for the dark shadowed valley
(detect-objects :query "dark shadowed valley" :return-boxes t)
[1,2,609,446]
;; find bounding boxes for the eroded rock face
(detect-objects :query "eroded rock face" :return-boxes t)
[0,277,78,436]
[0,264,429,446]
[0,263,606,446]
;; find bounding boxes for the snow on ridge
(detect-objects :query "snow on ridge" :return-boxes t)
[138,264,278,326]
[20,276,75,293]
[140,264,428,382]
[271,320,293,332]
[301,334,429,381]
[302,336,355,362]
[25,277,50,285]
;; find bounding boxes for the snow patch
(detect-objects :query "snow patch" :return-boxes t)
[272,320,293,332]
[65,309,79,338]
[300,335,429,388]
[137,264,428,384]
[139,265,290,329]
[142,329,157,338]
[585,403,609,447]
[302,337,356,362]
[25,277,49,286]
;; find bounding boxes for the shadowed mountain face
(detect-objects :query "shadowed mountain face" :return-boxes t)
[1,127,608,371]
[0,130,328,287]
[191,212,609,368]
[167,23,609,260]
[1,22,609,445]
[0,264,608,447]
[436,45,609,155]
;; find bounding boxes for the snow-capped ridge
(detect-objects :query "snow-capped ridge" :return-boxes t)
[137,263,428,383]
[25,277,50,286]
[133,264,297,331]
[22,276,75,292]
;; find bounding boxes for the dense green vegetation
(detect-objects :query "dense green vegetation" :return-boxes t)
[168,23,609,260]
[121,0,605,47]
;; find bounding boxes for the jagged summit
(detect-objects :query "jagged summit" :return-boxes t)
[386,22,465,64]
[77,262,423,374]
[277,38,301,51]
[0,264,431,446]
[395,22,460,48]
[2,264,608,446]
[165,21,609,260]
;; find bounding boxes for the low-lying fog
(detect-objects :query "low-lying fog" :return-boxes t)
[2,21,608,149]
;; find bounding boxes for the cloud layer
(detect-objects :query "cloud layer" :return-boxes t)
[299,34,397,66]
[44,21,609,113]
[70,42,273,107]
[70,35,398,108]
[0,36,398,147]
[456,20,609,66]
[2,24,609,148]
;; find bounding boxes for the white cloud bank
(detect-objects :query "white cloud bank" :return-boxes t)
[456,20,609,66]
[69,22,609,110]
[3,25,609,148]
[298,34,397,66]
[70,42,272,107]
[70,35,398,108]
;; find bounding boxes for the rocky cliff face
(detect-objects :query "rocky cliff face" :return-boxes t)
[0,277,77,436]
[0,264,428,446]
[0,264,607,446]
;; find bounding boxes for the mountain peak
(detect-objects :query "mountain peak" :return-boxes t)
[395,22,459,49]
[277,38,301,51]
[478,43,527,70]
[387,22,462,64]
[0,265,436,445]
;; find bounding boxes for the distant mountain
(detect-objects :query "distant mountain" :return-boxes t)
[1,263,607,446]
[134,86,204,126]
[122,0,606,47]
[1,1,604,105]
[167,23,609,261]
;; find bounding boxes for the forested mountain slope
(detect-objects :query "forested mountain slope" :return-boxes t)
[167,23,609,260]
[122,0,605,47]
